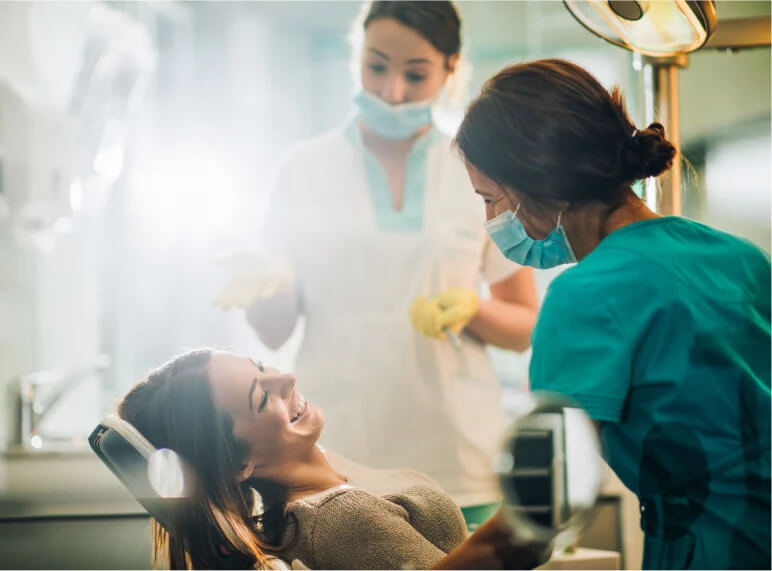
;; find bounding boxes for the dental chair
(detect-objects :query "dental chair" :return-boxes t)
[89,415,294,569]
[89,415,186,534]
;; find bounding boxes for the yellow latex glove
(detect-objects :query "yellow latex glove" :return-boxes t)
[436,287,480,334]
[410,296,445,339]
[410,287,480,340]
[212,250,294,310]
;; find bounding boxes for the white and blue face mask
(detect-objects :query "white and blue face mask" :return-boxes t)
[352,89,433,140]
[485,203,577,268]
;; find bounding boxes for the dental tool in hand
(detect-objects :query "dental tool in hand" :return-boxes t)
[445,329,462,349]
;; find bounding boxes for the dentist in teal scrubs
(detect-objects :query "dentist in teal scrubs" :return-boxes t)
[455,59,771,569]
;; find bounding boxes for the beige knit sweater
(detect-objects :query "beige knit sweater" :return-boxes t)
[275,450,468,570]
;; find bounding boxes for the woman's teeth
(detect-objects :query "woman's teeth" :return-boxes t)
[291,395,306,423]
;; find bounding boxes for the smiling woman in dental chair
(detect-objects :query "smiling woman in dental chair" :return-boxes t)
[117,348,547,570]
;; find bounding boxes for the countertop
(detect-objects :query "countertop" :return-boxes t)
[0,447,145,520]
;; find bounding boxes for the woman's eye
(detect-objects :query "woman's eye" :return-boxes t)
[406,73,426,84]
[258,390,268,413]
[258,362,264,372]
[368,63,386,74]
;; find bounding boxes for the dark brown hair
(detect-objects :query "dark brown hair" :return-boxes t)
[456,59,676,206]
[363,1,461,58]
[118,349,291,569]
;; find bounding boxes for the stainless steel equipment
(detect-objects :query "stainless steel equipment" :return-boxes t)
[9,354,111,451]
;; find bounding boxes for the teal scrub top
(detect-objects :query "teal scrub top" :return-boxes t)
[530,217,771,570]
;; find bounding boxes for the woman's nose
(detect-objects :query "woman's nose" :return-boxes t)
[380,74,406,105]
[262,373,295,398]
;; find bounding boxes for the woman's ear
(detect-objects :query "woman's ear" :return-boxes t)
[237,460,257,482]
[445,53,459,74]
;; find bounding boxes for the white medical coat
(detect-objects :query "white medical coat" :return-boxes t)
[261,119,521,506]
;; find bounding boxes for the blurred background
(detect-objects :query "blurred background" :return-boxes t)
[0,1,769,568]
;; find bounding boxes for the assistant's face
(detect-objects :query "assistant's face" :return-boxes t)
[360,18,454,105]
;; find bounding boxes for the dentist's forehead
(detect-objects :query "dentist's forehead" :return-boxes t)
[364,19,443,64]
[467,164,503,193]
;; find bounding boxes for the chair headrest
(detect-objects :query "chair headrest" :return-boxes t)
[89,414,186,534]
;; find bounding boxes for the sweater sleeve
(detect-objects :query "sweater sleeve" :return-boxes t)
[383,484,468,554]
[311,488,450,570]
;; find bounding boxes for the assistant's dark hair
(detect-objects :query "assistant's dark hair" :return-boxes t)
[363,1,461,59]
[456,59,676,206]
[118,349,292,569]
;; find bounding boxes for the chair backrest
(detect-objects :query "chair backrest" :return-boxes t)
[90,415,297,569]
[89,414,185,534]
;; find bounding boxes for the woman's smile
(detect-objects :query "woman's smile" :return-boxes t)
[290,393,308,423]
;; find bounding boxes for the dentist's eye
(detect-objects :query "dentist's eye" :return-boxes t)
[258,390,268,413]
[483,198,493,205]
[368,63,386,74]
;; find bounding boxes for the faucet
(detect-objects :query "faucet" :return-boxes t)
[10,354,111,451]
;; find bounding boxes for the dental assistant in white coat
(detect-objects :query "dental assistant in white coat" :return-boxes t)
[216,1,539,522]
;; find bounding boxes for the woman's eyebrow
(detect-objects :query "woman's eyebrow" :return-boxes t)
[248,378,257,412]
[367,47,389,60]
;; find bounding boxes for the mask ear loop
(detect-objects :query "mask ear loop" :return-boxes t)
[554,208,578,262]
[514,202,522,217]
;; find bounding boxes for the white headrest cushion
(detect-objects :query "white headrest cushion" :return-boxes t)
[99,414,158,459]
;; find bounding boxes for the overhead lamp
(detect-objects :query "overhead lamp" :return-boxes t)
[564,0,717,57]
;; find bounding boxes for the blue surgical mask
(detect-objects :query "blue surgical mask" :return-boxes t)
[352,90,433,140]
[485,204,577,268]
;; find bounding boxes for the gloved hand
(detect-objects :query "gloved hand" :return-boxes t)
[410,287,479,340]
[212,250,294,310]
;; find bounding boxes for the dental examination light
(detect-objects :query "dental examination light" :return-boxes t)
[565,0,717,216]
[565,1,770,217]
[564,1,717,57]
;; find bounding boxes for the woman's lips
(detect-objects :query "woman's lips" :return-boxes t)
[290,394,307,423]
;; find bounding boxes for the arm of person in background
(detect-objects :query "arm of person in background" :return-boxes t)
[434,510,550,570]
[212,250,301,350]
[244,282,301,350]
[212,155,304,350]
[465,266,539,352]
